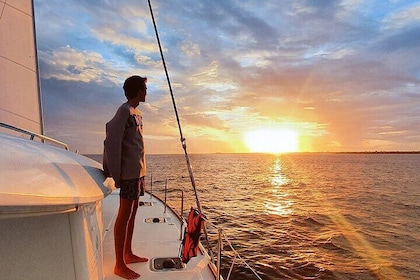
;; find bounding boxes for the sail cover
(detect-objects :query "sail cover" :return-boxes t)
[0,0,43,134]
[181,208,206,263]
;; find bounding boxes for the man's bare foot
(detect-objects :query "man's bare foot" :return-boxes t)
[114,265,140,279]
[125,254,149,264]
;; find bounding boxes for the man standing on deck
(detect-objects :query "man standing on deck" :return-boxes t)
[103,75,148,279]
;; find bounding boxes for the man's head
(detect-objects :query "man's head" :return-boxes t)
[123,75,147,100]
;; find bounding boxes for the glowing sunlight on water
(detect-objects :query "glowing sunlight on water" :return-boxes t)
[270,158,289,186]
[265,158,294,216]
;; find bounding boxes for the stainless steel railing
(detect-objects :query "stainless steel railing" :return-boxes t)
[0,122,69,150]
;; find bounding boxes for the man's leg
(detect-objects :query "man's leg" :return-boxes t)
[124,181,148,264]
[114,198,140,279]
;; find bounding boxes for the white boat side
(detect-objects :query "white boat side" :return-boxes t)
[0,131,112,280]
[0,132,110,213]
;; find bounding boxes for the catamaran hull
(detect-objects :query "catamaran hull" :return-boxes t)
[0,132,112,280]
[0,202,104,280]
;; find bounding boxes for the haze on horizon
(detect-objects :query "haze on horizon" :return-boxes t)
[34,0,420,154]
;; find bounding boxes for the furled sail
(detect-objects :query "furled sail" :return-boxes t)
[0,0,43,134]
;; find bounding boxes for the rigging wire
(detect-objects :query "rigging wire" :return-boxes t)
[206,220,263,280]
[147,0,215,262]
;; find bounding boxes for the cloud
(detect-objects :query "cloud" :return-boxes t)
[382,3,420,30]
[33,0,420,153]
[38,45,118,84]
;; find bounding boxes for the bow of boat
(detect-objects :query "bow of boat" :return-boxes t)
[102,190,219,280]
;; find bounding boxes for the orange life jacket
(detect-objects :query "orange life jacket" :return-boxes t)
[181,208,206,263]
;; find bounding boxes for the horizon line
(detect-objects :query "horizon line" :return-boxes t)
[84,151,420,156]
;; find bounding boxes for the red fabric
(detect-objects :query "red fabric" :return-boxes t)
[181,208,205,263]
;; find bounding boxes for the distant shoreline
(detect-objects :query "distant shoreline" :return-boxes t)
[326,151,420,154]
[85,151,420,157]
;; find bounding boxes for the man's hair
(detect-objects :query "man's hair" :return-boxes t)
[123,75,147,99]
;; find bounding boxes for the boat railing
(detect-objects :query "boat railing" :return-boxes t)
[149,178,263,280]
[0,122,69,150]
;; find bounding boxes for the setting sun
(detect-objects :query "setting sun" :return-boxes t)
[244,128,299,153]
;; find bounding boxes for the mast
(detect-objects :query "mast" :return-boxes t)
[32,0,44,134]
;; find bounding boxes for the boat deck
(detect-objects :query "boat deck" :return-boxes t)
[102,191,217,280]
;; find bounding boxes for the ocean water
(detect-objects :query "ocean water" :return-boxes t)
[89,153,420,280]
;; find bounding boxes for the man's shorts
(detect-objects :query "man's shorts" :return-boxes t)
[119,177,145,200]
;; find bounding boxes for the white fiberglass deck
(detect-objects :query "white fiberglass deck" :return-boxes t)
[102,190,217,280]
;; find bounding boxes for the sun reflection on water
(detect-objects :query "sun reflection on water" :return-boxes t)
[271,158,289,187]
[264,158,294,216]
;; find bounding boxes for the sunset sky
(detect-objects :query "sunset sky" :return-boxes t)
[34,0,420,154]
